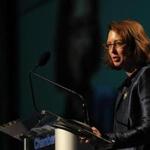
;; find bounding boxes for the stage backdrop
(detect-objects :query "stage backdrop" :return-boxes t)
[1,0,150,150]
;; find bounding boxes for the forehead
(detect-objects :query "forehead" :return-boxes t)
[107,30,122,43]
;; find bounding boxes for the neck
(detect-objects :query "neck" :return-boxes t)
[123,60,138,77]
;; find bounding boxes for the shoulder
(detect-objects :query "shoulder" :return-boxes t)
[129,65,150,88]
[140,65,150,72]
[135,65,150,89]
[135,65,150,80]
[139,65,150,78]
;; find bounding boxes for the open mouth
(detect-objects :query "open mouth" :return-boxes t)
[112,57,120,62]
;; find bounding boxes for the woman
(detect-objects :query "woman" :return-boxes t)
[92,20,150,150]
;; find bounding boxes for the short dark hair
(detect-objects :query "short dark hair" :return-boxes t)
[104,19,150,69]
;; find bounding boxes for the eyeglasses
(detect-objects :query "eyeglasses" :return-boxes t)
[104,41,126,50]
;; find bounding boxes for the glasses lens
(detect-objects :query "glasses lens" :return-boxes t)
[104,41,126,50]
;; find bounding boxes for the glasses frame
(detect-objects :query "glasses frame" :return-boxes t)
[104,40,127,50]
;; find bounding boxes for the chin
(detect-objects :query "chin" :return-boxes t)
[111,63,122,70]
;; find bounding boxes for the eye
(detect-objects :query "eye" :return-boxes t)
[104,43,113,49]
[115,41,125,46]
[103,41,126,50]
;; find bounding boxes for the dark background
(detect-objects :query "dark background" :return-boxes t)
[0,0,150,149]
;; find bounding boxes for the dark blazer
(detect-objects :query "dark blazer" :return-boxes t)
[107,65,150,150]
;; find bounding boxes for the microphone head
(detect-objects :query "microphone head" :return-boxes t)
[37,51,51,67]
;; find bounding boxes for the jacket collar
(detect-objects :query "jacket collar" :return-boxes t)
[115,68,142,112]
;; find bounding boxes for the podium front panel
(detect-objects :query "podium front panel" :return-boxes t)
[23,134,55,150]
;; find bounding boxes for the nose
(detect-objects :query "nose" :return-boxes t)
[109,44,117,54]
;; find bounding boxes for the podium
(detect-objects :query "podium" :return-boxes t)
[0,110,113,150]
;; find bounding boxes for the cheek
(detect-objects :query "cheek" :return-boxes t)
[108,50,113,57]
[108,51,113,61]
[118,48,126,57]
[120,50,130,63]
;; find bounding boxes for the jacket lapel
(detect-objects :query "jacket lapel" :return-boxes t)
[115,87,126,112]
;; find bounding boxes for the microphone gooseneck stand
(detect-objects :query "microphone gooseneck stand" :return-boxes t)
[27,51,90,150]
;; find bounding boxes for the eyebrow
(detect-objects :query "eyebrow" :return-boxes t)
[107,39,123,44]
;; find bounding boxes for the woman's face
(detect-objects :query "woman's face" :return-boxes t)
[106,30,127,69]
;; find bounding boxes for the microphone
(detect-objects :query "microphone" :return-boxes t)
[29,51,90,124]
[33,51,51,70]
[29,51,51,112]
